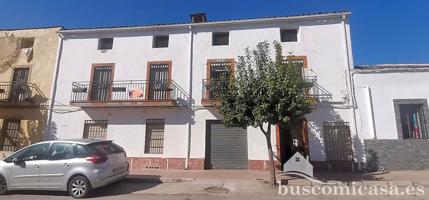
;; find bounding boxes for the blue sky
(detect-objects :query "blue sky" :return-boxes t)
[0,0,427,65]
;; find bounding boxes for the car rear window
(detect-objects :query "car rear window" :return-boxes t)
[88,142,124,155]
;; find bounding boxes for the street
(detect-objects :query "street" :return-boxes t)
[1,181,429,200]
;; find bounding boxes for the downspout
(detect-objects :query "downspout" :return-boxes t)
[341,14,361,171]
[363,85,377,139]
[185,25,194,169]
[45,32,64,140]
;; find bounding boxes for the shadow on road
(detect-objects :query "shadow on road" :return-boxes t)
[5,175,162,198]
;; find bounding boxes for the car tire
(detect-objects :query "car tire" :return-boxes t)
[68,176,92,199]
[0,175,7,195]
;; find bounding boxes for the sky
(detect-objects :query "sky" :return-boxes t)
[0,0,428,65]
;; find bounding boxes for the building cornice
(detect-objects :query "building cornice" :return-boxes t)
[59,11,350,35]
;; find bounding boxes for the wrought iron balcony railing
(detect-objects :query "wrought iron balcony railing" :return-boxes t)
[202,76,332,104]
[0,82,45,107]
[304,76,332,102]
[70,80,192,107]
[202,79,226,101]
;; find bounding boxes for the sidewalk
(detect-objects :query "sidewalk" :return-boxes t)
[128,169,429,186]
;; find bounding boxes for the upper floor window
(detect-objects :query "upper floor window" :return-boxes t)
[153,35,169,48]
[20,37,34,49]
[280,29,298,42]
[98,38,113,50]
[212,32,229,46]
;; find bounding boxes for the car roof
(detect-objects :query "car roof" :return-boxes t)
[42,139,112,145]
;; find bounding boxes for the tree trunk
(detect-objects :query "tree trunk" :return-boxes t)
[260,123,277,187]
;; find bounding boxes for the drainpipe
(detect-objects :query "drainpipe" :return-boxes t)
[341,14,361,171]
[45,32,64,141]
[185,25,194,169]
[362,85,377,139]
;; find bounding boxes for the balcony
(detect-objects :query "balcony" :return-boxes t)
[70,80,192,107]
[304,76,332,102]
[202,76,332,106]
[0,82,45,107]
[201,79,224,106]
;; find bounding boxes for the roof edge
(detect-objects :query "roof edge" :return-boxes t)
[0,26,63,32]
[354,64,429,74]
[59,11,350,34]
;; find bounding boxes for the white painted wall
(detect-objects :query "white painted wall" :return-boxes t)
[52,14,354,162]
[354,71,429,140]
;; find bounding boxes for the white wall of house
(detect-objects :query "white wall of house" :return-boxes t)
[354,69,429,140]
[51,12,357,165]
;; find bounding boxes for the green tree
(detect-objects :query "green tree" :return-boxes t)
[211,41,313,186]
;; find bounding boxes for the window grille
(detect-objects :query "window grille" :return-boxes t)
[83,120,108,139]
[145,119,165,154]
[1,120,20,151]
[323,122,354,161]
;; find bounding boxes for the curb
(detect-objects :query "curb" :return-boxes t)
[125,176,195,183]
[125,175,429,187]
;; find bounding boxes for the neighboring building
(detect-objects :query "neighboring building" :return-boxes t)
[353,64,429,171]
[0,27,62,157]
[50,11,361,171]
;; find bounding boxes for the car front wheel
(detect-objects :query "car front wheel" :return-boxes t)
[68,176,92,199]
[0,175,7,195]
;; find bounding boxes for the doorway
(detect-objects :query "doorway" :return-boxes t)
[90,65,113,101]
[277,119,309,168]
[148,62,171,100]
[10,68,30,102]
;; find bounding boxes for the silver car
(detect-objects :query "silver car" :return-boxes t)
[0,139,129,198]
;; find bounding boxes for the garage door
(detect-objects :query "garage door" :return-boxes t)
[205,120,248,169]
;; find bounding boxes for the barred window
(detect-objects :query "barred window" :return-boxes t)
[0,120,20,151]
[323,122,353,161]
[83,120,108,140]
[145,119,165,154]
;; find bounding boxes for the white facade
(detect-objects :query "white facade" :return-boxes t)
[353,65,429,170]
[50,11,360,170]
[354,65,429,140]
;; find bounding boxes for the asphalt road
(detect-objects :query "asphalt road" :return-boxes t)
[1,181,428,200]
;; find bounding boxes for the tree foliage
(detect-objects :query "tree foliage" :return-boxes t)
[212,41,312,128]
[211,41,313,186]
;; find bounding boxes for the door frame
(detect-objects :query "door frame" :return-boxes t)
[146,61,172,101]
[276,119,310,166]
[88,63,115,102]
[10,67,31,102]
[204,59,235,100]
[10,66,31,83]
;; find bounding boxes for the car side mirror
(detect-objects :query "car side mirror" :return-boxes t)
[12,157,22,165]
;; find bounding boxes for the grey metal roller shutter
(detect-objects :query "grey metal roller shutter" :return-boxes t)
[205,120,248,169]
